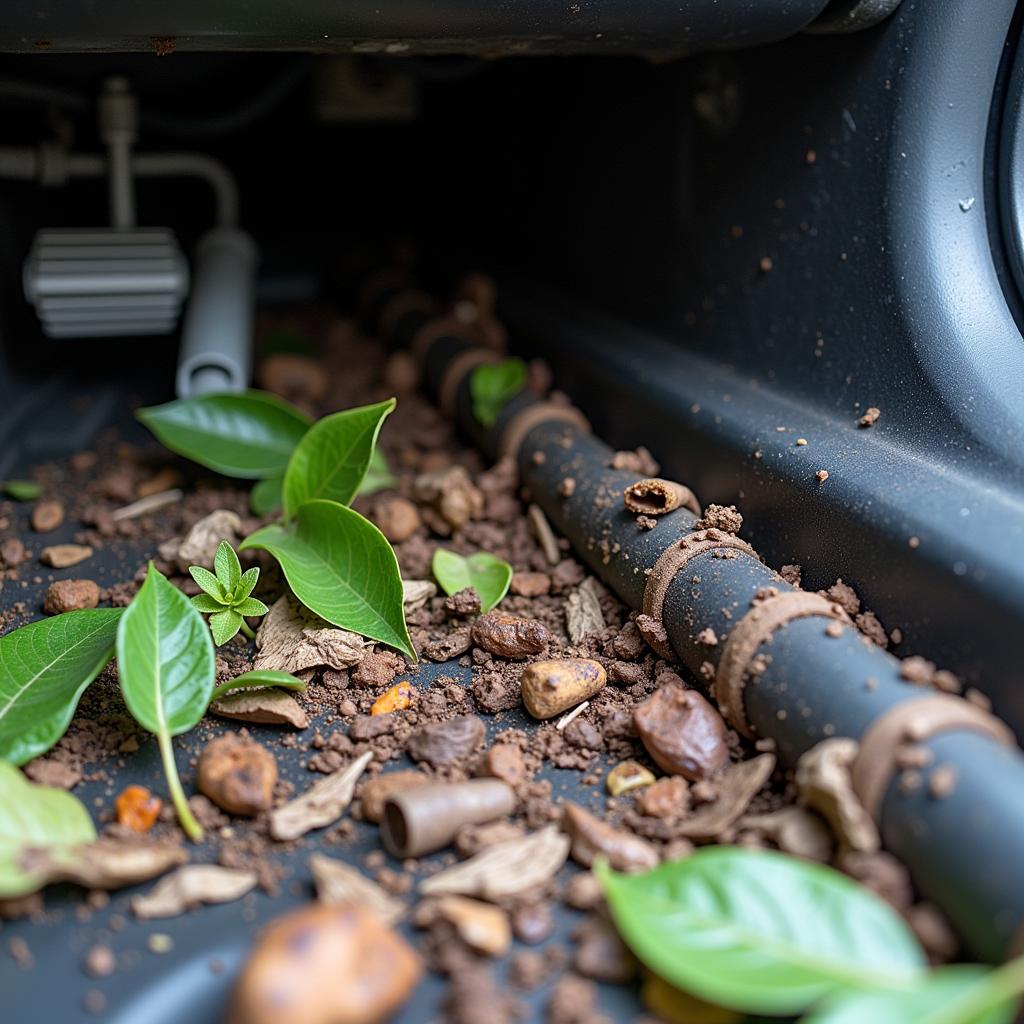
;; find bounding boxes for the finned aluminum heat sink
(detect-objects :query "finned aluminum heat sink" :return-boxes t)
[23,227,189,338]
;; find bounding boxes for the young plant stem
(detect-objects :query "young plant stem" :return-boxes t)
[157,729,203,842]
[931,954,1024,1024]
[239,620,256,641]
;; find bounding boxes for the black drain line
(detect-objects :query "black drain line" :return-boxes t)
[369,283,1024,964]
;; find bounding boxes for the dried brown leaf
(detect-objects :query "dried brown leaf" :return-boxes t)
[795,737,879,852]
[739,807,833,862]
[131,864,257,919]
[677,753,776,839]
[49,839,186,890]
[254,596,369,674]
[310,852,404,925]
[402,580,437,612]
[209,689,309,729]
[420,826,570,900]
[174,509,242,572]
[270,751,372,842]
[565,578,605,644]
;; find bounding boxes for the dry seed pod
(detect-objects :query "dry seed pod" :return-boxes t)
[520,659,607,719]
[622,478,701,517]
[381,779,516,858]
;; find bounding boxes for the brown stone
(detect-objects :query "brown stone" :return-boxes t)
[510,572,551,598]
[520,659,606,719]
[573,915,636,983]
[257,353,329,403]
[40,544,93,569]
[371,497,421,543]
[472,611,548,659]
[198,734,277,817]
[0,537,26,568]
[227,903,420,1024]
[480,744,528,787]
[31,500,64,533]
[43,579,100,614]
[407,715,485,766]
[637,776,690,819]
[633,683,729,781]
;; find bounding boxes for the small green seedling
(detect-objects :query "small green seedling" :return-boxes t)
[189,541,269,646]
[470,357,527,428]
[2,480,42,501]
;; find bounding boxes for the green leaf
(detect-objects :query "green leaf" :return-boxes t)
[432,548,513,613]
[116,564,215,841]
[214,541,241,592]
[234,597,269,617]
[597,847,926,1015]
[235,567,260,601]
[189,565,225,601]
[241,498,414,660]
[250,475,284,516]
[3,480,42,501]
[137,391,311,479]
[210,669,307,703]
[804,966,1015,1024]
[282,398,395,518]
[356,448,397,497]
[191,593,226,614]
[0,609,123,765]
[0,761,96,898]
[209,609,242,646]
[470,357,527,428]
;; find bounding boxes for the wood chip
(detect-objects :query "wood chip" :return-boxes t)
[209,689,309,729]
[795,738,879,852]
[131,865,257,919]
[528,504,561,565]
[310,853,404,925]
[39,544,93,568]
[403,579,437,612]
[565,577,606,643]
[677,753,776,839]
[420,826,570,900]
[255,596,369,674]
[270,751,372,841]
[111,488,184,522]
[434,896,511,957]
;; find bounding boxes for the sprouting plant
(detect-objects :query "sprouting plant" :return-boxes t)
[189,541,268,646]
[470,357,527,428]
[138,391,415,659]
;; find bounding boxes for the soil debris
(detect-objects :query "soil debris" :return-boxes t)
[471,610,548,659]
[565,577,606,643]
[209,688,309,729]
[43,579,100,614]
[795,738,879,852]
[309,852,404,925]
[254,596,369,674]
[39,544,93,568]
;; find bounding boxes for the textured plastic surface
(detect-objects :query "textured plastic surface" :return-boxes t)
[0,1,832,55]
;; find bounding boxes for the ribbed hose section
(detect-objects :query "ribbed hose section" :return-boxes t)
[373,286,1024,963]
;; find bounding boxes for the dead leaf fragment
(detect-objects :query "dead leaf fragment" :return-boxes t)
[677,754,776,839]
[795,737,880,852]
[48,839,186,891]
[740,807,833,862]
[209,688,309,729]
[565,577,606,643]
[254,596,369,674]
[169,509,241,572]
[403,579,437,612]
[131,864,257,919]
[310,852,405,925]
[420,826,570,900]
[434,896,511,957]
[270,751,372,841]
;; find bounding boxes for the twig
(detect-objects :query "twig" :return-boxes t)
[111,488,183,522]
[528,503,561,565]
[556,700,590,731]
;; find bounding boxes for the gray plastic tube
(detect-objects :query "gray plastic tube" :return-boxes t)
[176,227,257,397]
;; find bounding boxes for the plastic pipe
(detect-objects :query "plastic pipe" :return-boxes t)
[373,291,1024,964]
[175,227,257,397]
[380,780,516,858]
